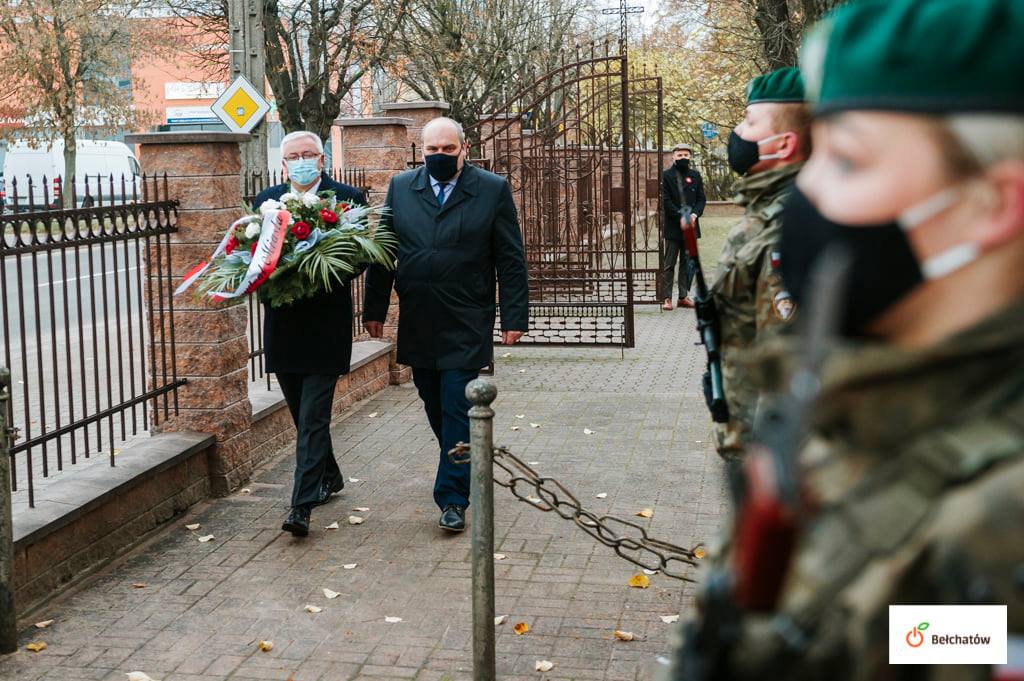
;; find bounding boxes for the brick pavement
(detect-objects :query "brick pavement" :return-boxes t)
[0,306,729,681]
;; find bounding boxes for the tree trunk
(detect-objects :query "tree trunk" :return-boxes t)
[61,134,76,209]
[753,0,799,70]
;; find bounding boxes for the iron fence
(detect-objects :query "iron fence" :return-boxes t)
[240,167,373,389]
[0,173,183,507]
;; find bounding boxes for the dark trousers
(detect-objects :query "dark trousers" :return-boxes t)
[412,367,479,509]
[661,239,696,301]
[277,373,343,509]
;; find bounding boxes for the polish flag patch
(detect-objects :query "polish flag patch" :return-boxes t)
[771,251,782,269]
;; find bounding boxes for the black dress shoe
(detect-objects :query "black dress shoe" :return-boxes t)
[439,504,466,532]
[312,475,344,508]
[282,506,311,537]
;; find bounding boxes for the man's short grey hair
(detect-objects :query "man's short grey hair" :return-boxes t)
[423,117,466,145]
[280,130,324,155]
[945,114,1024,167]
[672,143,693,153]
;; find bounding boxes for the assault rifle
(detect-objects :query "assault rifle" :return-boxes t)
[672,245,852,680]
[681,211,728,423]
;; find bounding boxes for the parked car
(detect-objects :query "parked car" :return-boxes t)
[2,139,142,211]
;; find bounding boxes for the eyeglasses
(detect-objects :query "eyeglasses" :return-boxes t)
[283,152,322,161]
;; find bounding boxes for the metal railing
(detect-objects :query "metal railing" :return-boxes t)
[1,173,184,507]
[242,167,370,207]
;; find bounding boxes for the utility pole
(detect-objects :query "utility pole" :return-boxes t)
[228,0,268,182]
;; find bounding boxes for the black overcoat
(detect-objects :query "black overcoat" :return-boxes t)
[363,164,529,370]
[662,166,707,241]
[253,172,366,375]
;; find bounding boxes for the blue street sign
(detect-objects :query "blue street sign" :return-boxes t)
[701,122,718,140]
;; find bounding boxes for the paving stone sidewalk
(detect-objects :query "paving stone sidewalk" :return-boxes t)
[0,307,729,681]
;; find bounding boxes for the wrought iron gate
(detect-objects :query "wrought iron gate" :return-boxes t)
[469,42,664,348]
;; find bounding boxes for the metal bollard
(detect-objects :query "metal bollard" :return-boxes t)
[0,368,16,654]
[466,377,497,681]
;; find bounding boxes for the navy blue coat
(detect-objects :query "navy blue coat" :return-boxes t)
[363,164,529,370]
[253,172,365,375]
[662,166,706,241]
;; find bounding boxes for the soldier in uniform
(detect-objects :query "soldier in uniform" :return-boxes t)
[712,67,809,459]
[668,0,1024,679]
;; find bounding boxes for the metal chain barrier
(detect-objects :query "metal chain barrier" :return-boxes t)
[449,442,705,581]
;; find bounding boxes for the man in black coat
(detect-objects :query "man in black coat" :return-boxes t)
[253,130,366,538]
[363,117,529,532]
[661,143,707,310]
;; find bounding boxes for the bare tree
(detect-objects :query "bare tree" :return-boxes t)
[0,0,164,206]
[389,0,595,132]
[164,0,411,140]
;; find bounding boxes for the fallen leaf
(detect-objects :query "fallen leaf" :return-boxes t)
[694,546,706,560]
[628,574,650,589]
[660,615,680,624]
[613,630,635,641]
[112,449,122,456]
[384,616,402,623]
[26,642,46,652]
[595,492,608,499]
[323,588,340,599]
[514,414,525,419]
[126,674,160,681]
[527,461,540,465]
[510,426,520,431]
[513,622,530,635]
[517,369,526,374]
[198,535,214,543]
[348,478,360,483]
[185,523,200,531]
[495,615,508,625]
[34,620,54,629]
[636,508,654,518]
[348,516,364,525]
[584,428,595,435]
[535,660,554,672]
[304,605,322,613]
[529,423,540,428]
[352,507,369,512]
[643,569,657,575]
[131,583,147,589]
[368,412,379,418]
[526,496,543,504]
[343,563,357,570]
[501,353,512,358]
[493,553,507,561]
[258,640,273,652]
[325,522,340,530]
[241,488,251,494]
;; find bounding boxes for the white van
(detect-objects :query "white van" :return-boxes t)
[2,139,141,210]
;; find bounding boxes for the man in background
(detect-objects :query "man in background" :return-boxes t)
[661,143,706,310]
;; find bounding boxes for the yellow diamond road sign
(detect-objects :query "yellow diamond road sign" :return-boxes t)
[212,76,270,133]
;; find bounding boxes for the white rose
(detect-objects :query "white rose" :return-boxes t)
[259,198,282,213]
[279,192,297,203]
[244,221,261,239]
[301,192,320,208]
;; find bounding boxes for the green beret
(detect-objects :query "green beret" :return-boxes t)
[803,0,1024,115]
[746,67,805,105]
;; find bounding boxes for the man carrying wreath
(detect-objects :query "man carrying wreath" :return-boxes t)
[253,130,366,537]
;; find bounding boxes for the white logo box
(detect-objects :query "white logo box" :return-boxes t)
[889,605,1007,665]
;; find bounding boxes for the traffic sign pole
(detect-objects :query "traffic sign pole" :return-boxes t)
[229,0,268,182]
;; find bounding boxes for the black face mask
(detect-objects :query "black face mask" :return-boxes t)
[778,185,924,337]
[674,158,691,172]
[425,152,460,182]
[727,130,761,175]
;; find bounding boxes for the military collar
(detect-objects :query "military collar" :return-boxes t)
[811,298,1024,450]
[732,163,801,210]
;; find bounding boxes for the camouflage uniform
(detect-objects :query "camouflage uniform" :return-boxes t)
[673,299,1024,681]
[711,163,800,457]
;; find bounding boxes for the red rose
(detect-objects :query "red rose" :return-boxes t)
[320,208,338,224]
[291,221,311,240]
[338,201,352,212]
[250,241,258,256]
[225,236,239,254]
